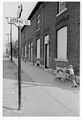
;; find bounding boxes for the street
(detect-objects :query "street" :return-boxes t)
[3,57,80,116]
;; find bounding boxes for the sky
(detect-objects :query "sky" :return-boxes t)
[3,1,37,54]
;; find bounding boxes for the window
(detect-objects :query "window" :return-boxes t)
[30,42,33,61]
[45,35,49,44]
[28,42,33,61]
[36,14,40,30]
[37,39,40,58]
[25,46,27,57]
[57,2,66,14]
[22,47,23,58]
[57,27,67,60]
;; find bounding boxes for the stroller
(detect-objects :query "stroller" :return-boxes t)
[56,69,69,82]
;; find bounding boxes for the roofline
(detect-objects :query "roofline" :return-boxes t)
[21,2,43,31]
[28,2,44,20]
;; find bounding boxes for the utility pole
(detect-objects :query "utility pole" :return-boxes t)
[10,24,12,61]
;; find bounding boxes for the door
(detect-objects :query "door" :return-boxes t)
[44,35,49,68]
[31,43,33,62]
[25,46,27,58]
[45,44,49,68]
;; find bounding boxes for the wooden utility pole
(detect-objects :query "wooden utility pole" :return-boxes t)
[10,24,12,61]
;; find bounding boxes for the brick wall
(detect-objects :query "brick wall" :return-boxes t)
[21,2,80,75]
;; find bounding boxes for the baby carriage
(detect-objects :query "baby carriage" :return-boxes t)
[56,69,69,82]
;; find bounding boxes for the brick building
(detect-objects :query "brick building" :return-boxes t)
[21,2,80,75]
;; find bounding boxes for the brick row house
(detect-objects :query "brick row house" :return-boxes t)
[21,2,80,75]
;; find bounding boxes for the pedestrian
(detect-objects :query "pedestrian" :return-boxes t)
[67,65,77,87]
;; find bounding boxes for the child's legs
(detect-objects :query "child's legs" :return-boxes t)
[70,74,77,86]
[72,79,77,86]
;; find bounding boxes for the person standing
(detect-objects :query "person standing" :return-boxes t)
[67,65,77,87]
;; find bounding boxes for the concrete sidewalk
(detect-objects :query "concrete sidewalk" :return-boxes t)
[13,57,79,90]
[3,78,79,116]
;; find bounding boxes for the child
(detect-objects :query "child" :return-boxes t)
[56,69,66,81]
[67,65,77,87]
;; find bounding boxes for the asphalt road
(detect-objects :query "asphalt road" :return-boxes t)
[3,57,80,116]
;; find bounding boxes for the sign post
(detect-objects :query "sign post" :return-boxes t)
[17,4,22,110]
[18,26,21,110]
[5,4,30,110]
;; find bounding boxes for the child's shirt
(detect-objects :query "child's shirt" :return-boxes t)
[68,68,74,75]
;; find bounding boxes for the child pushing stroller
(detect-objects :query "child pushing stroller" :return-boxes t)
[56,65,78,87]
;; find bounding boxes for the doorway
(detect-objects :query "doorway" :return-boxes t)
[45,44,49,68]
[44,35,49,68]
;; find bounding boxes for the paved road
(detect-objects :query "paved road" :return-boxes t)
[3,57,80,116]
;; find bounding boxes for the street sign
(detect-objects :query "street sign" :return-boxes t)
[7,17,30,27]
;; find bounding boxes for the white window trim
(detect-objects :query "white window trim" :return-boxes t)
[25,46,27,58]
[55,58,68,62]
[56,8,67,17]
[37,39,40,59]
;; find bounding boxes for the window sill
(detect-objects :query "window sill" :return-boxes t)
[55,58,68,62]
[56,8,67,17]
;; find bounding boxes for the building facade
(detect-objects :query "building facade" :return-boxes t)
[21,2,80,75]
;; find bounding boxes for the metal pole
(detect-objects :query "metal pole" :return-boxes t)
[10,24,12,61]
[18,26,21,110]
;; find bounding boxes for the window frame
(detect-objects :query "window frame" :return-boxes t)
[36,39,40,58]
[56,2,67,17]
[55,26,68,61]
[36,14,40,30]
[28,42,33,61]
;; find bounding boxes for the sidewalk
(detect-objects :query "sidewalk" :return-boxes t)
[13,57,79,90]
[3,78,79,116]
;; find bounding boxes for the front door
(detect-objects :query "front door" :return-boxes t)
[44,35,49,68]
[45,44,49,68]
